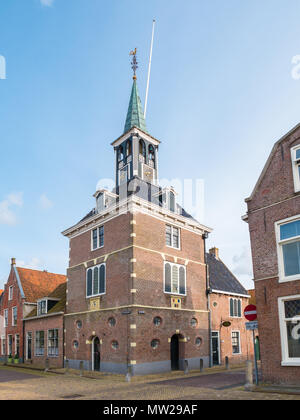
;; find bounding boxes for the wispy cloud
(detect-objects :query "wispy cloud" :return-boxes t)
[16,257,42,271]
[232,246,253,277]
[0,192,23,225]
[40,0,54,7]
[38,194,53,210]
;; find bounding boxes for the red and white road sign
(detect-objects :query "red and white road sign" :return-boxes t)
[244,305,257,321]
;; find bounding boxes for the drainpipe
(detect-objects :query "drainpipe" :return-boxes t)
[203,233,212,368]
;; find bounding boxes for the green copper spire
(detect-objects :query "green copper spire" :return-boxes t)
[124,79,147,133]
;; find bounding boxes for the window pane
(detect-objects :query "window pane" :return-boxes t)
[282,241,300,277]
[99,265,105,294]
[169,192,175,212]
[99,226,104,247]
[238,300,241,317]
[285,300,300,319]
[286,321,300,358]
[93,267,99,295]
[280,220,300,240]
[179,267,185,295]
[173,228,179,248]
[92,229,98,249]
[230,299,233,317]
[165,264,171,293]
[296,149,300,160]
[87,269,93,296]
[165,225,172,247]
[172,266,179,294]
[234,299,238,317]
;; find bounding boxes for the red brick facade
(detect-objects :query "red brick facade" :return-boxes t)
[245,123,300,384]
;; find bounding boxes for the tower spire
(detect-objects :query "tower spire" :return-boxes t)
[124,49,147,133]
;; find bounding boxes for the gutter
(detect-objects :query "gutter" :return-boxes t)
[203,233,212,368]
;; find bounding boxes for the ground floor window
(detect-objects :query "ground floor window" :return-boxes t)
[232,331,241,354]
[7,335,12,356]
[15,334,20,356]
[48,329,59,357]
[279,295,300,365]
[35,331,45,356]
[1,336,6,356]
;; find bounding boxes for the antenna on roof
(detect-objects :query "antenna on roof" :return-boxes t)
[144,19,156,119]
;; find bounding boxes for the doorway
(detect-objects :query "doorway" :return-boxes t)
[170,335,180,370]
[26,332,32,360]
[211,331,220,366]
[92,337,100,371]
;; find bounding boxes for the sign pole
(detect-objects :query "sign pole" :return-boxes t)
[252,329,259,385]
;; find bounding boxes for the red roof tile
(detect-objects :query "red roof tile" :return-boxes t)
[16,267,66,302]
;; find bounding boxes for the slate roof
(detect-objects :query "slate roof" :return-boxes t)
[25,282,67,319]
[16,267,66,303]
[207,252,248,296]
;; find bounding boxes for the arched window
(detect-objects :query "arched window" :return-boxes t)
[126,140,132,157]
[179,267,186,295]
[118,146,124,162]
[86,264,106,297]
[165,263,171,293]
[139,140,146,162]
[148,145,155,168]
[238,300,242,317]
[230,298,234,317]
[87,269,93,297]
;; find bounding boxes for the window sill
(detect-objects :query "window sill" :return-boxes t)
[91,246,104,252]
[164,291,186,297]
[86,293,106,299]
[232,353,242,356]
[281,360,300,366]
[278,275,300,283]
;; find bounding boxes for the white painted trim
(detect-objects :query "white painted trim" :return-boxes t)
[111,126,161,148]
[229,297,242,318]
[278,294,300,366]
[231,330,242,355]
[47,328,59,358]
[165,224,181,250]
[8,286,13,301]
[86,263,106,298]
[12,306,17,326]
[211,289,250,299]
[26,332,32,360]
[163,261,187,297]
[211,331,220,365]
[291,145,300,193]
[91,225,104,252]
[275,215,300,283]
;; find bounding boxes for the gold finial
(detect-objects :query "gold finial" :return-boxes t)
[129,48,138,80]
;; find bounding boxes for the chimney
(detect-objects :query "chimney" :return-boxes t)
[11,257,16,266]
[209,247,219,260]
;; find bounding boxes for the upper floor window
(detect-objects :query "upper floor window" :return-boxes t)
[86,264,106,298]
[91,226,104,251]
[230,298,241,318]
[165,225,180,249]
[164,262,186,296]
[4,309,8,327]
[12,307,17,326]
[148,145,155,168]
[276,216,300,282]
[8,286,13,301]
[126,140,132,157]
[37,300,47,316]
[278,295,300,366]
[139,140,146,162]
[117,145,124,162]
[291,145,300,192]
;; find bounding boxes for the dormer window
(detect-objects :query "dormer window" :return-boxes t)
[38,300,47,316]
[37,298,59,316]
[291,145,300,192]
[159,188,178,213]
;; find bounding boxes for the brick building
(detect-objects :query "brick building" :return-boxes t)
[62,60,252,375]
[208,247,253,366]
[244,123,300,384]
[0,259,66,362]
[23,283,66,368]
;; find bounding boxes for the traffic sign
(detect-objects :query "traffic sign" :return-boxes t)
[245,321,258,331]
[244,304,257,321]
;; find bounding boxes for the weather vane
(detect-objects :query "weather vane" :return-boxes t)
[129,48,138,80]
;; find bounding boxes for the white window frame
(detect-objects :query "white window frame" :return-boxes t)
[47,329,59,358]
[7,334,12,356]
[86,263,106,298]
[35,331,45,357]
[91,225,105,251]
[275,215,300,283]
[163,261,187,296]
[1,336,6,356]
[12,306,17,326]
[231,330,241,355]
[4,309,8,327]
[26,332,32,360]
[278,294,300,366]
[291,145,300,192]
[8,286,13,301]
[15,334,19,355]
[165,224,181,250]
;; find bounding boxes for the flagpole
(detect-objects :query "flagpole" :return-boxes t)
[144,19,156,119]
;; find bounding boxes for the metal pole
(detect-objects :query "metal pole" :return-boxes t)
[144,19,156,119]
[253,330,259,385]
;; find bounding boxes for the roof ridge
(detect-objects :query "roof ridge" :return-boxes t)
[16,266,66,277]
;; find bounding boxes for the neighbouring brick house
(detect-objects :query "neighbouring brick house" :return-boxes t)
[244,122,300,384]
[0,259,66,362]
[207,247,254,366]
[23,283,66,368]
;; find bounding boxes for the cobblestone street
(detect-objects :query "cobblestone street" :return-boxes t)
[0,365,299,400]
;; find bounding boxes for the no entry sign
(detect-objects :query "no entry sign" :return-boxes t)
[244,304,257,321]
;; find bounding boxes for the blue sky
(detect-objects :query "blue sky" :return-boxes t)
[1,0,300,290]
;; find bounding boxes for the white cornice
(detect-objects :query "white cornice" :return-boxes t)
[62,195,212,239]
[111,126,161,148]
